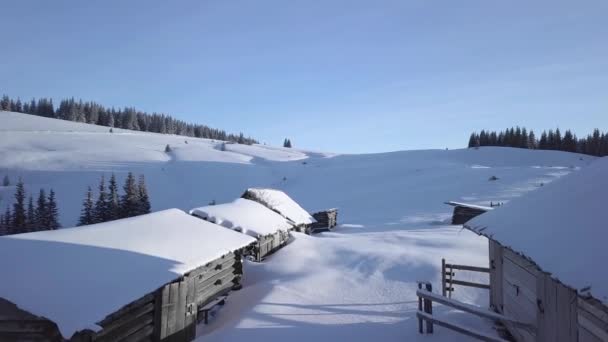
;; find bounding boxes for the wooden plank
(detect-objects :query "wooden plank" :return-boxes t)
[152,289,163,342]
[94,303,154,339]
[98,293,155,327]
[579,313,608,341]
[450,279,490,290]
[502,255,537,303]
[173,281,187,336]
[489,241,503,312]
[445,264,490,273]
[555,282,577,342]
[165,282,179,337]
[578,297,608,323]
[416,290,535,330]
[416,312,509,342]
[159,284,170,340]
[122,324,154,342]
[94,313,153,342]
[184,276,196,341]
[536,272,557,342]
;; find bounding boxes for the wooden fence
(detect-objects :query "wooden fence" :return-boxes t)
[442,258,490,298]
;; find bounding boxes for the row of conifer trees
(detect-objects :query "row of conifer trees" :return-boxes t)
[0,94,257,145]
[78,173,151,226]
[468,127,608,157]
[0,179,60,235]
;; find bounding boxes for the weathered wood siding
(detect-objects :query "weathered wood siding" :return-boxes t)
[255,231,289,261]
[311,209,338,231]
[578,297,608,342]
[0,297,63,342]
[488,240,503,312]
[500,248,537,342]
[536,272,578,342]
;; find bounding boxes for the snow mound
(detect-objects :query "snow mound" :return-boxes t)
[243,188,315,225]
[0,208,256,338]
[190,198,293,237]
[467,157,608,302]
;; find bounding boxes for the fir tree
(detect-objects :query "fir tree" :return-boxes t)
[12,178,27,232]
[108,174,120,220]
[137,175,151,215]
[46,190,60,230]
[35,189,47,228]
[2,175,9,186]
[93,175,109,223]
[26,196,36,231]
[78,186,95,226]
[165,144,172,153]
[120,172,139,218]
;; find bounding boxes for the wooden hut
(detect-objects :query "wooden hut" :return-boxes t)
[311,208,338,232]
[463,158,608,342]
[0,209,256,342]
[444,201,493,225]
[190,198,293,262]
[241,188,316,233]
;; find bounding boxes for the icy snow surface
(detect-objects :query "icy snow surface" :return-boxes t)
[0,209,255,337]
[190,198,294,237]
[467,157,608,303]
[0,111,596,341]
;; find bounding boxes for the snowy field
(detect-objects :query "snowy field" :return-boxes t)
[0,111,594,341]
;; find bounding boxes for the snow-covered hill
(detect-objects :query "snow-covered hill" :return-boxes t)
[0,111,595,341]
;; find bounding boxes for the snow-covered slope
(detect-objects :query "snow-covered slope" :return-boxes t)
[0,111,596,341]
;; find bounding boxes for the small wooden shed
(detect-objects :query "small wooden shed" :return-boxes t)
[0,209,256,342]
[445,201,493,225]
[311,209,338,232]
[190,198,293,262]
[241,188,316,233]
[465,157,608,342]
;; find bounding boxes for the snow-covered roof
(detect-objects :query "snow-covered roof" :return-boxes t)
[0,209,256,338]
[243,188,314,225]
[466,157,608,303]
[190,198,294,238]
[445,201,494,211]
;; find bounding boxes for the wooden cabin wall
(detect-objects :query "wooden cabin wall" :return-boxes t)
[92,292,156,342]
[257,231,289,261]
[577,297,608,342]
[536,272,578,342]
[0,297,63,342]
[488,240,503,312]
[311,210,338,231]
[500,247,538,342]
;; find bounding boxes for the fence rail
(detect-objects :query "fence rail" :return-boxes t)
[442,258,490,298]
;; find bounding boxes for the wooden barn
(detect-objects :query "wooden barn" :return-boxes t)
[311,208,338,232]
[445,201,493,225]
[462,158,608,342]
[190,198,293,262]
[0,209,256,342]
[241,188,316,233]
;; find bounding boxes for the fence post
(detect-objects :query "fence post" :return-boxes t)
[441,259,446,297]
[417,282,423,334]
[425,283,433,333]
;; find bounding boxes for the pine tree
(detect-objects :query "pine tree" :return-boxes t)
[78,187,95,226]
[2,175,9,186]
[12,178,27,233]
[120,172,139,218]
[283,138,292,148]
[1,207,11,235]
[93,175,109,223]
[35,189,47,229]
[137,175,151,215]
[46,190,60,230]
[108,174,120,220]
[26,196,36,232]
[165,144,172,153]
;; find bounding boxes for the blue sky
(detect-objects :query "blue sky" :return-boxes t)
[1,1,606,153]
